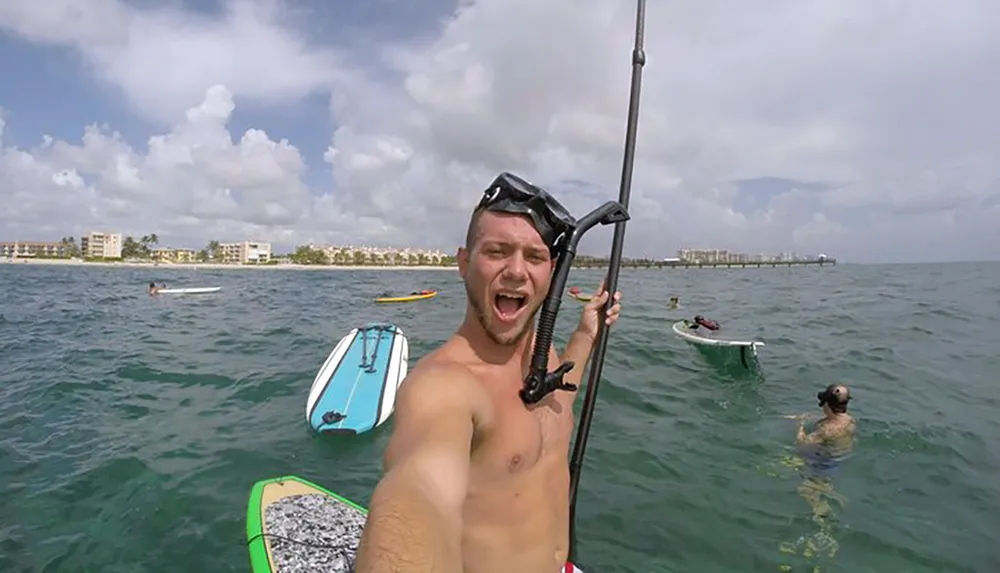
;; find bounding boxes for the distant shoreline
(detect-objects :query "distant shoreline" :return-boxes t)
[0,258,457,272]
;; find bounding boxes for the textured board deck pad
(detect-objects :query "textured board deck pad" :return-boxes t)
[306,323,409,435]
[247,476,368,573]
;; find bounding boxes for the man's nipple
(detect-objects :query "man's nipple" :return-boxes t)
[508,453,523,473]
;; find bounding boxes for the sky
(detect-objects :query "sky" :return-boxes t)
[1,0,998,263]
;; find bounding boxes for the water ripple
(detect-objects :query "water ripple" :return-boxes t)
[1,263,999,572]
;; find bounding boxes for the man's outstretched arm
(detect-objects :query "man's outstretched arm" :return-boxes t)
[354,363,482,573]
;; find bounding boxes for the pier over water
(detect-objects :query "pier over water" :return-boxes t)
[571,256,837,269]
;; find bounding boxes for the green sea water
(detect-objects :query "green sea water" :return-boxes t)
[2,262,998,573]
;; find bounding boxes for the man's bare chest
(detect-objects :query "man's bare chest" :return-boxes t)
[473,390,573,478]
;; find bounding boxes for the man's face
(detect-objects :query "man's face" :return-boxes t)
[458,211,555,346]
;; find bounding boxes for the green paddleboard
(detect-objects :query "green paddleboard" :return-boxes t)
[246,475,368,573]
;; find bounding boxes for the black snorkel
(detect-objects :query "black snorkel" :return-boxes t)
[519,202,629,404]
[567,0,647,563]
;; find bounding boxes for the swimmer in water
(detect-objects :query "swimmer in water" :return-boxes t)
[668,295,679,309]
[786,384,856,524]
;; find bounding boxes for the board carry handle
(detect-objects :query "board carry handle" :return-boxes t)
[322,411,346,425]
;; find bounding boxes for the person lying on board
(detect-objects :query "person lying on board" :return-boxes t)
[355,174,622,573]
[148,282,164,295]
[686,314,719,330]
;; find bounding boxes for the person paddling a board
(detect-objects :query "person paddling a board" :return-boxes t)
[785,384,856,524]
[148,281,163,295]
[355,173,623,573]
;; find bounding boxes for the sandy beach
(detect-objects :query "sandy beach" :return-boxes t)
[0,257,458,272]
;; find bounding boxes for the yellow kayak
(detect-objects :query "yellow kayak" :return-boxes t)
[374,290,438,303]
[567,287,593,302]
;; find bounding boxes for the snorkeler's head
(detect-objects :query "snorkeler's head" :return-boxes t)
[817,384,851,414]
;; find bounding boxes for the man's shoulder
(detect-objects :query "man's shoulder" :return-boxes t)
[396,350,489,415]
[405,357,477,391]
[820,416,855,437]
[845,415,858,432]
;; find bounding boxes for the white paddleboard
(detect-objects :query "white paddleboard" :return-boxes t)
[306,323,409,435]
[157,287,221,294]
[671,319,764,348]
[672,319,764,370]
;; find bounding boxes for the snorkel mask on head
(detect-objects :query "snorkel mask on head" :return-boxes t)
[817,384,850,413]
[474,172,630,405]
[476,173,578,258]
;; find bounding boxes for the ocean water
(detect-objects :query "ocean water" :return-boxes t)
[1,262,998,573]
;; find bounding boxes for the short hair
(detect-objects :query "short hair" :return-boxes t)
[463,207,547,254]
[464,206,487,251]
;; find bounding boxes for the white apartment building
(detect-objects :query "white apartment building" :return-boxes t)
[0,241,68,258]
[151,248,197,263]
[218,241,271,264]
[81,232,123,258]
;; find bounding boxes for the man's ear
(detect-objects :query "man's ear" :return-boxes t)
[457,246,469,278]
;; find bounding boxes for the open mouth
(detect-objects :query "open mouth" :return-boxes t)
[493,292,528,322]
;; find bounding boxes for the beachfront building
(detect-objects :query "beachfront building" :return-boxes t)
[151,248,198,263]
[677,248,733,264]
[677,248,813,264]
[311,243,447,265]
[0,241,68,259]
[81,232,123,258]
[218,241,272,264]
[395,247,447,265]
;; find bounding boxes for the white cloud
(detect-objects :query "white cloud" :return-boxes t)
[0,84,331,244]
[0,0,339,124]
[2,0,999,261]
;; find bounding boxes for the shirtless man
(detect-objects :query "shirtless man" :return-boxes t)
[355,179,623,573]
[792,384,856,452]
[786,384,856,524]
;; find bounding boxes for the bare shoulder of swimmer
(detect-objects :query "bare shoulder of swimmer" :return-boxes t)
[355,362,490,573]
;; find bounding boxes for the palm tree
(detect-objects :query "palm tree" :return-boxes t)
[207,240,220,260]
[122,235,139,259]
